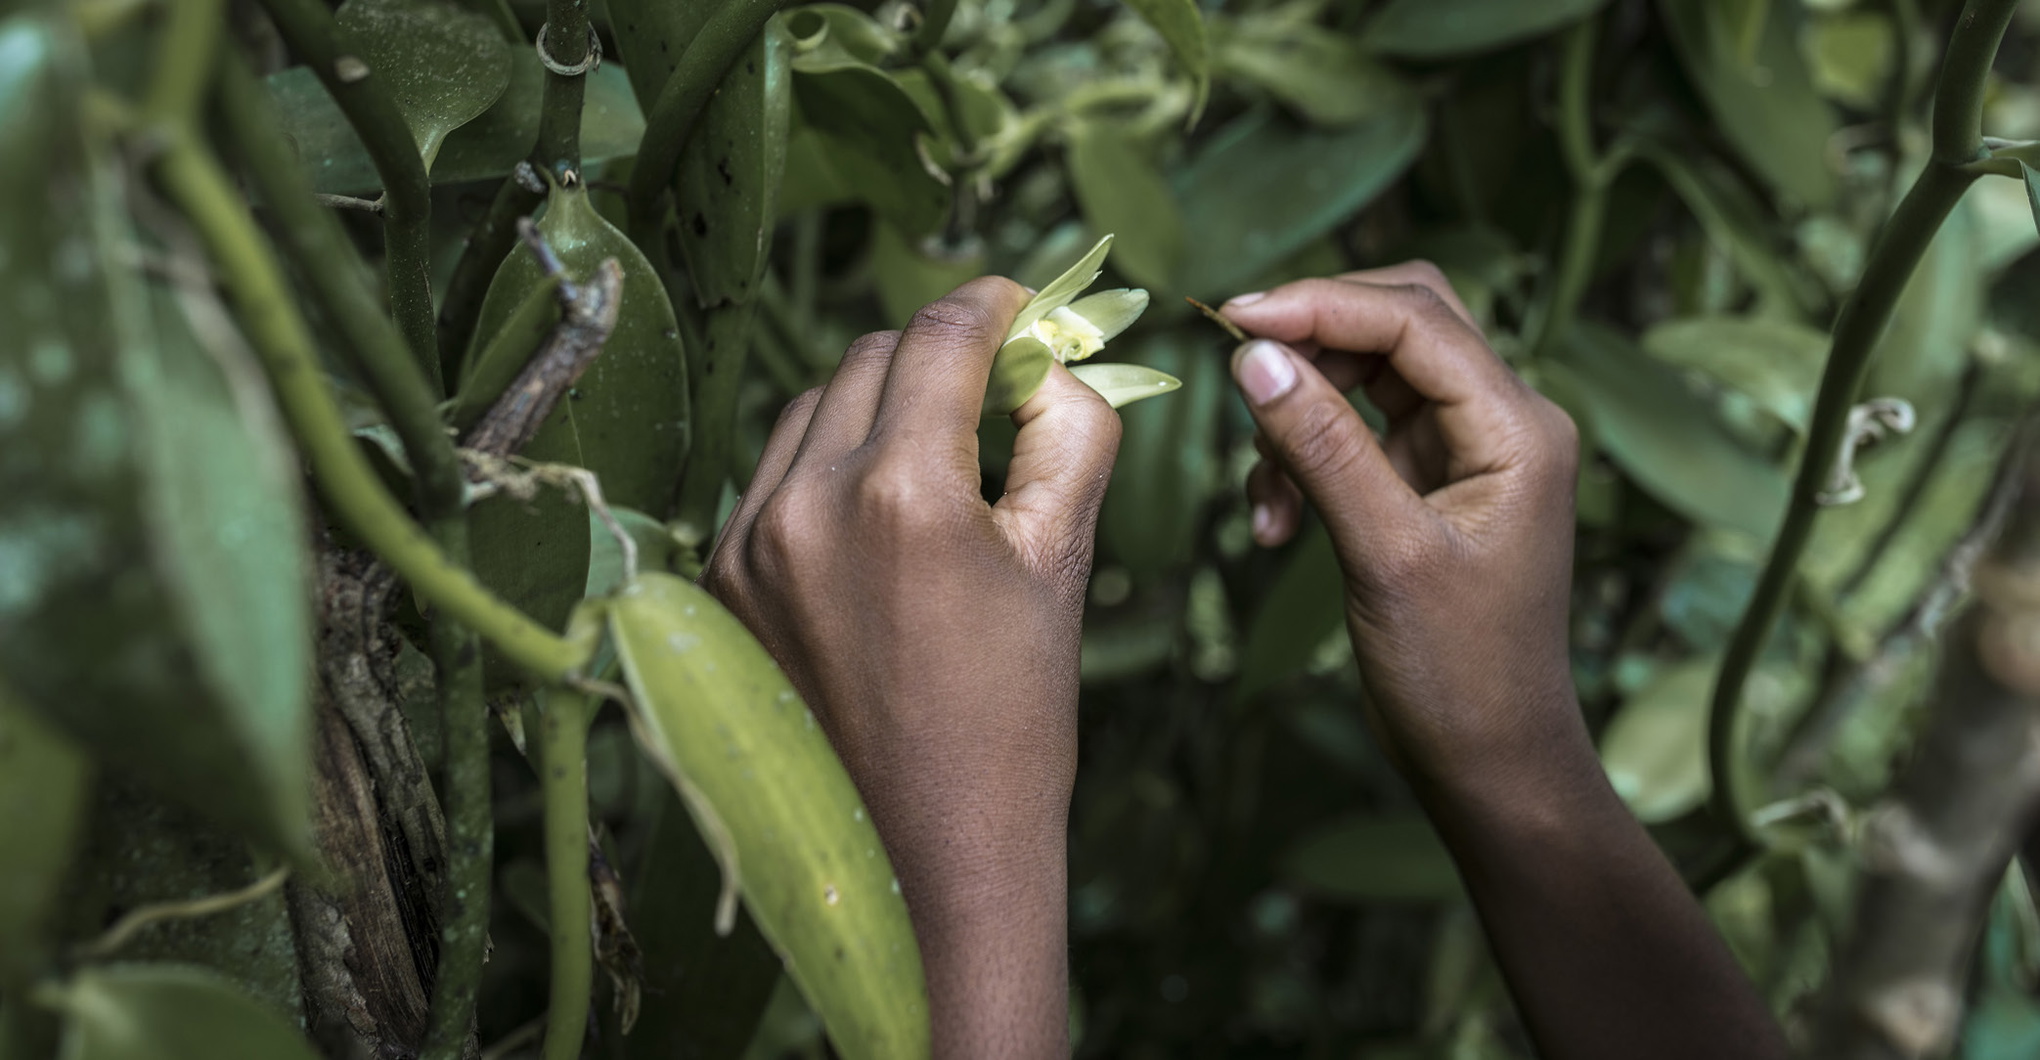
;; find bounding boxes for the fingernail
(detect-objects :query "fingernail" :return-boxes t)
[1225,290,1267,308]
[1234,340,1297,406]
[1251,503,1274,541]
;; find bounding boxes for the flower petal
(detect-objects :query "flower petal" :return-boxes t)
[1068,362,1183,409]
[1006,234,1115,341]
[1068,288,1149,342]
[984,334,1055,415]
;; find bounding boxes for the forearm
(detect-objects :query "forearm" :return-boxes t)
[1414,702,1789,1060]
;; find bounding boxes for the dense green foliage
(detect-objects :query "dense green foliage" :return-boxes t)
[7,0,2040,1057]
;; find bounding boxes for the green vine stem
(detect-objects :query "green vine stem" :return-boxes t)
[674,301,762,543]
[255,0,439,392]
[1704,0,2020,856]
[438,0,596,388]
[533,0,590,180]
[623,0,788,253]
[213,53,466,525]
[147,136,590,685]
[1527,16,1623,358]
[539,688,597,1060]
[421,540,491,1060]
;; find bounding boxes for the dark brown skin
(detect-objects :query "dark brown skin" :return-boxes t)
[704,266,1791,1058]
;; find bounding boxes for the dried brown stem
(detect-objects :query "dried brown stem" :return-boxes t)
[461,228,625,459]
[1814,421,2040,1060]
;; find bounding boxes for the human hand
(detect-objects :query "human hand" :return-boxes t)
[1221,263,1586,795]
[700,276,1121,1056]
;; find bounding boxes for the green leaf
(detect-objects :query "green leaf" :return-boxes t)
[585,506,679,598]
[1803,10,1894,108]
[1068,362,1183,409]
[1638,144,1822,317]
[45,965,320,1060]
[1545,324,1788,540]
[1641,316,1830,434]
[1215,15,1412,127]
[1658,0,1837,207]
[609,573,929,1060]
[267,54,644,195]
[2022,162,2040,241]
[333,0,512,169]
[1362,0,1610,59]
[674,16,792,308]
[1281,814,1464,903]
[0,681,89,982]
[1234,525,1346,703]
[785,42,948,235]
[1174,105,1426,296]
[1064,119,1183,290]
[1598,657,1714,823]
[1120,0,1210,121]
[869,223,985,329]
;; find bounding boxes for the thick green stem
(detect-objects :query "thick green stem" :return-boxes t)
[674,301,762,544]
[534,0,590,180]
[214,55,466,524]
[1703,0,2018,857]
[625,0,789,251]
[141,0,222,125]
[421,533,490,1060]
[256,0,439,391]
[149,141,590,683]
[539,690,597,1060]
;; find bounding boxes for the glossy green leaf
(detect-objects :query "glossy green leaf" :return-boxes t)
[1064,119,1182,290]
[1658,0,1837,207]
[1545,324,1788,540]
[0,681,89,982]
[675,17,792,308]
[333,0,512,168]
[1638,144,1822,317]
[1174,105,1426,296]
[1641,316,1829,434]
[1121,0,1210,120]
[1235,525,1346,704]
[46,965,319,1060]
[607,0,721,107]
[1281,814,1463,903]
[609,573,929,1060]
[467,183,690,515]
[267,55,644,195]
[1218,14,1416,125]
[1068,362,1183,409]
[786,43,948,235]
[1363,0,1608,58]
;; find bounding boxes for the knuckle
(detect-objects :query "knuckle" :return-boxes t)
[776,388,823,427]
[747,492,815,575]
[1280,400,1368,483]
[854,462,944,533]
[841,330,900,365]
[1395,282,1456,323]
[908,297,999,348]
[1403,258,1452,292]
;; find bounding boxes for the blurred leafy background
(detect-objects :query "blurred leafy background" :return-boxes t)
[8,0,2040,1057]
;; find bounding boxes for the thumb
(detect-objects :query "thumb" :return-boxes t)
[992,362,1123,572]
[1230,338,1424,552]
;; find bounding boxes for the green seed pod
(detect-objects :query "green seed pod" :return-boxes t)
[607,573,929,1060]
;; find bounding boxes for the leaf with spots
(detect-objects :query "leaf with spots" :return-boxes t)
[0,14,313,859]
[673,15,793,308]
[609,574,929,1060]
[333,0,512,169]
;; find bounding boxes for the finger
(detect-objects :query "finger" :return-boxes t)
[1245,459,1304,548]
[992,362,1122,567]
[1230,338,1428,547]
[1334,260,1479,330]
[790,330,899,465]
[1221,279,1535,477]
[712,387,822,563]
[872,276,1032,452]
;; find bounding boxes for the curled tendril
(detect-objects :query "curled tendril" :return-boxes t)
[1818,397,1918,506]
